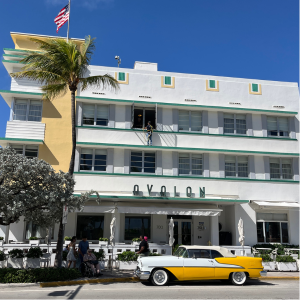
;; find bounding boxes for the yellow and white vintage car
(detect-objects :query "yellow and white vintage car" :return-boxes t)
[135,246,266,286]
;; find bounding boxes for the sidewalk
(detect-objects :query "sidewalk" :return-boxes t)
[257,271,299,280]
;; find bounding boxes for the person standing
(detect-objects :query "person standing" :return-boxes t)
[137,236,150,256]
[145,121,153,146]
[78,235,89,263]
[66,236,77,268]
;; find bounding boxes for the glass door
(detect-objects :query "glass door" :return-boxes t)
[173,220,192,246]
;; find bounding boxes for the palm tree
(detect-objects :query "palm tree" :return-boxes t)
[11,36,119,267]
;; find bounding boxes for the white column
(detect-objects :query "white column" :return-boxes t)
[210,216,219,246]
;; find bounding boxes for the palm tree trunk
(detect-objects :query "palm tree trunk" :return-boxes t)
[55,89,77,267]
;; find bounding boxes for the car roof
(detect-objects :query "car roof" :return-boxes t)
[178,245,236,257]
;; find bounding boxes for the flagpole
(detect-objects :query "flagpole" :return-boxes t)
[67,0,71,42]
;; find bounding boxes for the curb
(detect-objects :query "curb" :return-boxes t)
[40,277,140,288]
[256,276,299,280]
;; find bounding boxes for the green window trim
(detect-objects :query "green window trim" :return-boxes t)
[252,83,259,92]
[118,72,125,81]
[209,80,216,89]
[164,76,172,85]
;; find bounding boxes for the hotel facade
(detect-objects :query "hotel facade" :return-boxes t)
[0,33,299,248]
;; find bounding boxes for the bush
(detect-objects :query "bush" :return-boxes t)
[8,249,24,259]
[148,253,161,256]
[276,255,296,263]
[99,238,108,242]
[0,237,4,241]
[94,249,105,260]
[29,237,39,240]
[0,268,81,283]
[26,247,43,259]
[260,254,273,262]
[0,251,5,261]
[64,236,72,241]
[132,238,140,243]
[117,251,138,262]
[252,244,299,255]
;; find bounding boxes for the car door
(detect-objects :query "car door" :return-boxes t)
[183,249,215,280]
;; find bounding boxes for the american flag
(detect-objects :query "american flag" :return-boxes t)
[54,4,70,33]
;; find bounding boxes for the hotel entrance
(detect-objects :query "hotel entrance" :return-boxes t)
[168,216,192,246]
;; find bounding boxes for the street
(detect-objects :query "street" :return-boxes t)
[0,279,298,299]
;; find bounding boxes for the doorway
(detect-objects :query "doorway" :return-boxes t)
[132,107,156,129]
[173,220,192,246]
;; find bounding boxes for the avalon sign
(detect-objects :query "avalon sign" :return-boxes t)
[133,184,205,198]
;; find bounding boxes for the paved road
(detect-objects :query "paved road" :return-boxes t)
[0,279,298,299]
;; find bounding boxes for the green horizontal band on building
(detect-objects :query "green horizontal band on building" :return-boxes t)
[3,54,25,59]
[0,89,44,96]
[76,96,298,115]
[2,59,25,64]
[0,137,44,143]
[75,193,249,203]
[73,172,299,184]
[76,142,299,157]
[3,48,30,53]
[76,126,297,141]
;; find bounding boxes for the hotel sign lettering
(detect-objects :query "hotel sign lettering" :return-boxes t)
[133,184,205,198]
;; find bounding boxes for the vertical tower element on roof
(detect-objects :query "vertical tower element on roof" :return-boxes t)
[134,61,158,71]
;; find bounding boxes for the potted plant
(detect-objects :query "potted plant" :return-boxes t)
[64,236,72,246]
[261,254,276,271]
[0,250,6,268]
[29,237,40,246]
[99,238,108,246]
[116,251,138,270]
[94,249,106,269]
[275,255,297,271]
[8,249,24,268]
[0,237,4,246]
[24,247,43,268]
[132,238,140,246]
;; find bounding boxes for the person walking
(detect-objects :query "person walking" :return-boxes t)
[137,236,150,256]
[66,236,77,268]
[78,235,89,263]
[145,121,153,146]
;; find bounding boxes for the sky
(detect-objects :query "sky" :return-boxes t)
[0,0,298,138]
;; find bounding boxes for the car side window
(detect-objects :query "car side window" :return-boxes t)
[211,250,223,259]
[200,250,211,259]
[187,249,201,258]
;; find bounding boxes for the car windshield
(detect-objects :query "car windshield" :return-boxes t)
[173,247,187,257]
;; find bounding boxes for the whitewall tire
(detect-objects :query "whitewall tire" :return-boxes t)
[151,269,169,286]
[230,272,247,285]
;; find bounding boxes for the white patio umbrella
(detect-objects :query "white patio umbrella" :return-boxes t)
[169,217,175,247]
[238,218,245,255]
[110,215,116,246]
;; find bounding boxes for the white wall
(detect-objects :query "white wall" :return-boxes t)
[8,217,25,242]
[193,216,210,245]
[288,209,299,245]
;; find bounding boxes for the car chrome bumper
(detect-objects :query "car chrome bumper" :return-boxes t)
[260,270,267,276]
[134,269,151,280]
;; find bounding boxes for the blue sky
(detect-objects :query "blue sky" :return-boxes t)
[0,0,298,138]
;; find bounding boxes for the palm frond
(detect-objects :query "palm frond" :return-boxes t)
[79,74,119,91]
[41,83,68,100]
[11,70,64,85]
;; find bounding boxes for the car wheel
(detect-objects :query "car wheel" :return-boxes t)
[230,272,247,285]
[151,269,169,286]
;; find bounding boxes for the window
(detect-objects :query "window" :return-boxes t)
[252,83,259,92]
[115,72,128,84]
[178,110,202,132]
[209,80,216,89]
[206,79,219,91]
[133,107,156,129]
[224,113,246,135]
[161,76,174,88]
[249,83,262,94]
[13,99,42,122]
[118,72,126,81]
[270,158,293,180]
[125,216,151,240]
[211,250,223,259]
[76,215,104,240]
[164,76,172,85]
[187,249,211,258]
[25,222,47,239]
[80,149,107,172]
[225,155,248,178]
[130,151,155,173]
[267,117,289,137]
[11,145,38,158]
[179,153,203,176]
[82,104,109,126]
[256,213,288,243]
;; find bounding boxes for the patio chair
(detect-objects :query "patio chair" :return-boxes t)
[40,253,51,268]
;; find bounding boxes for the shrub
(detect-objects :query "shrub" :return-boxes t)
[132,238,140,243]
[8,249,24,259]
[64,236,72,241]
[260,254,273,262]
[148,253,161,256]
[94,249,105,260]
[29,237,39,240]
[252,244,299,255]
[0,268,81,283]
[0,237,4,241]
[0,251,5,261]
[26,247,43,259]
[117,251,138,262]
[99,238,108,242]
[276,255,296,263]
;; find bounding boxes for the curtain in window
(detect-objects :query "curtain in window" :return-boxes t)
[191,154,202,175]
[281,158,292,179]
[236,114,246,134]
[25,146,38,159]
[131,152,143,172]
[191,111,202,132]
[25,221,47,239]
[28,101,42,122]
[94,149,107,171]
[82,104,95,125]
[278,117,289,137]
[144,152,155,173]
[224,113,234,134]
[96,105,109,126]
[270,158,280,179]
[80,149,93,170]
[267,117,278,136]
[14,100,27,121]
[237,156,248,177]
[179,153,190,175]
[178,111,189,131]
[225,155,236,177]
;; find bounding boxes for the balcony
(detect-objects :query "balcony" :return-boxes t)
[5,121,45,141]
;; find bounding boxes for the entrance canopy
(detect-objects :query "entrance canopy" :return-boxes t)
[251,201,300,210]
